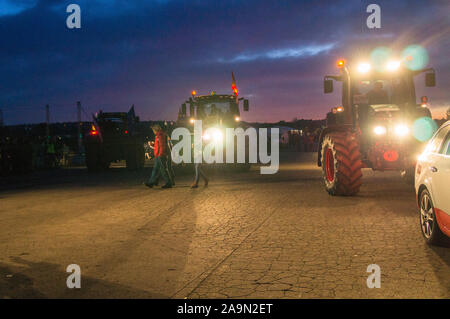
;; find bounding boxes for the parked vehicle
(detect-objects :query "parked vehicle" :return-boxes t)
[415,121,450,245]
[84,106,145,171]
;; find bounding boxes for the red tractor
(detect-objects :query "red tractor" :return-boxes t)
[318,58,436,195]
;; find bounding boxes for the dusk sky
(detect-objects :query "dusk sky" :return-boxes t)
[1,0,449,125]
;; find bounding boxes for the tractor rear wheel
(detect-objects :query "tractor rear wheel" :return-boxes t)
[85,144,100,172]
[321,132,362,196]
[126,144,145,170]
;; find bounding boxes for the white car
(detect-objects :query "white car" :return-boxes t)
[415,120,450,245]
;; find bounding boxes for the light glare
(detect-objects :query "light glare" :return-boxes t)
[357,63,371,73]
[395,124,409,137]
[386,60,400,71]
[373,126,386,135]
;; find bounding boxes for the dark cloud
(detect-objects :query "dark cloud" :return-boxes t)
[0,0,449,124]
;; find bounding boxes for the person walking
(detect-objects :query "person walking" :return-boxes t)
[191,162,208,188]
[166,135,175,186]
[191,127,208,188]
[144,124,172,189]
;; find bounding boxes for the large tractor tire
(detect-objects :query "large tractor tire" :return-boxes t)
[85,144,100,172]
[86,144,109,171]
[126,144,145,170]
[321,131,362,196]
[136,145,145,169]
[126,150,137,170]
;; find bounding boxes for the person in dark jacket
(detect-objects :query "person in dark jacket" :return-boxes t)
[144,124,172,189]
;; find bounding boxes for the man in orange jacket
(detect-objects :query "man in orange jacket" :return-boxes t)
[144,124,172,189]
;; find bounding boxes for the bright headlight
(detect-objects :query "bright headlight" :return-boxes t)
[212,129,223,141]
[203,128,222,142]
[395,124,409,137]
[357,62,371,73]
[373,125,386,135]
[386,60,401,71]
[234,116,240,122]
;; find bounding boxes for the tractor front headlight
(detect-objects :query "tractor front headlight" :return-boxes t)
[357,62,371,73]
[212,129,223,142]
[373,125,387,135]
[203,128,223,142]
[394,124,409,137]
[386,60,401,72]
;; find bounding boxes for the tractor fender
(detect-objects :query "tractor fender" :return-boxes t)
[317,126,353,167]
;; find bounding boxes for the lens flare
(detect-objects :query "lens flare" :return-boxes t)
[402,45,429,70]
[386,60,401,71]
[394,124,409,137]
[412,117,438,142]
[213,130,223,141]
[357,63,371,73]
[370,47,392,72]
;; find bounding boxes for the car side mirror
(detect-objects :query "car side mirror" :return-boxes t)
[425,73,436,87]
[243,99,249,112]
[181,103,186,116]
[324,79,333,93]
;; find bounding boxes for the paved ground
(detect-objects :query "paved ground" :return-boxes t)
[0,152,449,299]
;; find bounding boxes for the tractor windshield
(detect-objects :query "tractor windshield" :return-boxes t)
[197,101,237,121]
[352,76,413,107]
[201,102,231,116]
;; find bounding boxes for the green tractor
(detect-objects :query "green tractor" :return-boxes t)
[175,76,251,170]
[318,57,436,195]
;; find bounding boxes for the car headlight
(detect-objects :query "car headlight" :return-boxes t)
[394,124,409,137]
[373,125,386,135]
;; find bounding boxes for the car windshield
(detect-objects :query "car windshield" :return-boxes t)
[352,77,411,106]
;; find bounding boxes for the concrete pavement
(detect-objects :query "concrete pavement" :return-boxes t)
[0,153,448,298]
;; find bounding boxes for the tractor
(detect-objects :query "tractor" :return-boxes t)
[318,57,436,195]
[84,106,145,171]
[175,74,251,170]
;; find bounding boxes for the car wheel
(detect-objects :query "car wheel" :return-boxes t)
[419,189,447,245]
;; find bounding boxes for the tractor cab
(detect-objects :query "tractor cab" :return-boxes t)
[178,91,249,130]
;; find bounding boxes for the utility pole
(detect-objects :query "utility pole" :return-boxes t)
[77,101,82,153]
[45,104,50,137]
